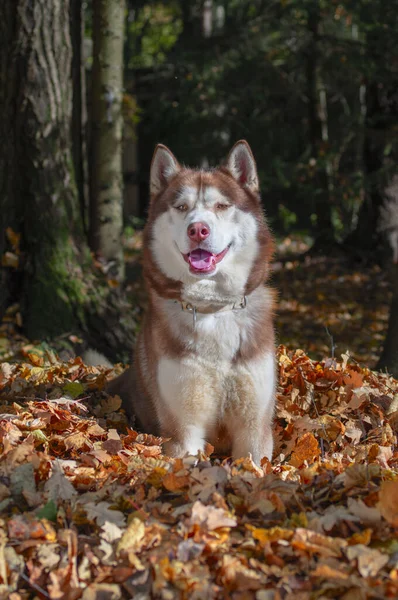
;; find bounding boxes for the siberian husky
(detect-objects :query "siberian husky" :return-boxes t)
[106,141,276,465]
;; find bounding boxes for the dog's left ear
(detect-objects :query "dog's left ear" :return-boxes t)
[226,140,259,193]
[150,144,180,196]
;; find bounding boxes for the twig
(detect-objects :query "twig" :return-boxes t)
[325,327,336,359]
[20,572,50,599]
[298,366,329,460]
[310,387,329,460]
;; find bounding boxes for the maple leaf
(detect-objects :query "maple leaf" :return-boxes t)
[44,459,77,502]
[84,501,126,528]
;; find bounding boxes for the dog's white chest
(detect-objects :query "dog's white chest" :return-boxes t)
[166,301,245,363]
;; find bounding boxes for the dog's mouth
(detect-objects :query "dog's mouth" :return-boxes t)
[182,245,230,274]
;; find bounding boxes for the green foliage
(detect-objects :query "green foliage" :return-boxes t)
[125,2,182,69]
[124,0,398,240]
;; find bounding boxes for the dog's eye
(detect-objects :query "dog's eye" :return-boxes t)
[175,204,188,212]
[216,203,230,210]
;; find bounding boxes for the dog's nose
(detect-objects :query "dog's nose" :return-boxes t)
[187,222,210,242]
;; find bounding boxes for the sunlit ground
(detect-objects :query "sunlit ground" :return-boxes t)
[0,233,391,371]
[125,231,391,370]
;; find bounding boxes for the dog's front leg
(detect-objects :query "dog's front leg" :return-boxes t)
[157,357,217,458]
[227,353,276,465]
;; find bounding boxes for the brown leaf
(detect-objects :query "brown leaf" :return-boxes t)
[377,479,398,527]
[289,432,321,467]
[64,432,92,452]
[162,471,190,491]
[311,564,349,580]
[81,584,122,600]
[292,528,346,557]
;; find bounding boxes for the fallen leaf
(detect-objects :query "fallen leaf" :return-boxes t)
[116,518,145,556]
[84,502,126,528]
[346,544,389,577]
[377,480,398,527]
[189,500,237,531]
[290,433,321,467]
[44,460,77,502]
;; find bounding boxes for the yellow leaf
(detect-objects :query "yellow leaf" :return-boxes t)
[116,518,145,556]
[2,252,19,268]
[252,527,293,545]
[6,227,20,251]
[348,528,372,546]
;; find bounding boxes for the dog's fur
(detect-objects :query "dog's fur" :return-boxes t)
[107,141,276,464]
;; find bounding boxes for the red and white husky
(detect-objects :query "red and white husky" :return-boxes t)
[110,141,276,465]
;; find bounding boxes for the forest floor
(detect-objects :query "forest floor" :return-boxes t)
[0,237,397,599]
[123,233,392,368]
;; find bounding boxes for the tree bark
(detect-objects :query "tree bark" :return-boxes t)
[70,0,89,235]
[378,265,398,377]
[0,0,85,338]
[0,2,18,317]
[89,0,125,281]
[0,0,135,362]
[306,0,333,247]
[344,83,386,255]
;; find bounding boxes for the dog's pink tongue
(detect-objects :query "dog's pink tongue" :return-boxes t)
[189,248,214,270]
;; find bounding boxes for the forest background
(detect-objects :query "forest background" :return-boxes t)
[1,0,398,376]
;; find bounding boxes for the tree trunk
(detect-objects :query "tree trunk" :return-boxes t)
[378,265,398,377]
[0,3,18,317]
[306,0,333,248]
[89,0,125,281]
[344,83,386,255]
[0,0,135,362]
[70,0,89,235]
[0,0,85,338]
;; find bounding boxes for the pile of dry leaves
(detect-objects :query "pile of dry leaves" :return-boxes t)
[0,346,397,599]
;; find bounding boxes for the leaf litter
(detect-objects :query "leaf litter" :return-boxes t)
[0,347,397,599]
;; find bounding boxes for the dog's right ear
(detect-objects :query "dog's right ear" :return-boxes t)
[150,144,180,197]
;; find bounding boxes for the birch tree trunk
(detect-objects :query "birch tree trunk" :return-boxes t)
[89,0,126,281]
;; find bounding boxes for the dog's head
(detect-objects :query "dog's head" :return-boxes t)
[144,141,274,302]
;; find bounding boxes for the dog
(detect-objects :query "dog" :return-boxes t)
[106,140,276,465]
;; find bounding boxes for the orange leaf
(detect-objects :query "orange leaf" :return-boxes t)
[289,432,321,467]
[162,472,190,491]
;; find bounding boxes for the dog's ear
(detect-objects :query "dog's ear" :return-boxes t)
[150,144,180,196]
[226,140,259,193]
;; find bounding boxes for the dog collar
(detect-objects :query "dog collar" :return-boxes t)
[177,296,247,327]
